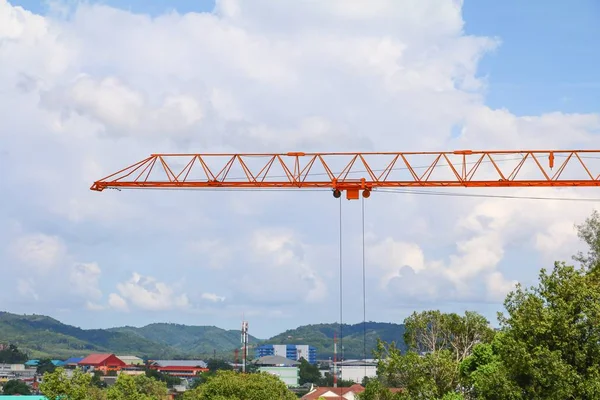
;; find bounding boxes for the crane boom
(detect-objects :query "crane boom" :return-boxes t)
[90,150,600,200]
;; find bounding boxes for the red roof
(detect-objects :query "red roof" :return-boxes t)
[78,353,126,367]
[302,384,365,399]
[301,384,403,399]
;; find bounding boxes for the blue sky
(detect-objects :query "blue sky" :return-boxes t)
[1,0,599,339]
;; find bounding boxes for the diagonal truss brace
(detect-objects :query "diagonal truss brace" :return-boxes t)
[91,150,600,200]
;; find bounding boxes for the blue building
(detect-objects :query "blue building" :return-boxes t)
[255,344,317,364]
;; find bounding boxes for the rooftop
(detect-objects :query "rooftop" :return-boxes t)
[151,360,207,368]
[252,355,300,366]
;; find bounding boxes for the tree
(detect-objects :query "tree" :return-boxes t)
[404,310,494,363]
[2,379,31,395]
[491,262,600,399]
[459,337,521,400]
[183,370,297,400]
[574,209,600,269]
[36,358,57,375]
[357,379,404,400]
[373,310,493,398]
[145,367,182,388]
[40,368,95,400]
[298,357,321,385]
[317,371,355,387]
[206,358,234,372]
[0,344,28,364]
[91,370,108,388]
[106,373,168,400]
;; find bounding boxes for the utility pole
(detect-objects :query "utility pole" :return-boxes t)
[241,320,249,373]
[333,332,338,388]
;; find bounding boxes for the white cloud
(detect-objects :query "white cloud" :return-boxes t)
[0,0,598,333]
[108,293,128,312]
[201,292,226,303]
[9,233,67,272]
[70,262,102,300]
[17,278,38,301]
[112,273,190,311]
[86,301,106,311]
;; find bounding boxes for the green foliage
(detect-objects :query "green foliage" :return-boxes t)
[574,209,600,269]
[106,373,168,400]
[37,358,57,374]
[0,312,175,359]
[183,370,296,400]
[440,392,465,400]
[109,323,260,356]
[404,310,494,363]
[494,261,600,399]
[268,322,406,359]
[207,358,234,372]
[374,310,493,399]
[357,379,404,400]
[458,210,600,400]
[92,370,108,388]
[0,313,404,360]
[40,368,95,400]
[298,357,321,385]
[2,379,31,395]
[145,367,182,388]
[0,343,28,363]
[40,368,168,400]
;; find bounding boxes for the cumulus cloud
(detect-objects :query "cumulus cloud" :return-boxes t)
[112,273,190,311]
[0,0,598,332]
[70,262,103,300]
[201,292,226,303]
[108,293,128,312]
[8,233,68,272]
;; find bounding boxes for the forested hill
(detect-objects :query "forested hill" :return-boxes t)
[0,312,174,359]
[0,311,404,360]
[267,322,407,359]
[107,324,260,356]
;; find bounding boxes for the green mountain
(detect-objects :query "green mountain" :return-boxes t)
[0,312,405,361]
[266,322,407,359]
[108,323,260,356]
[0,312,175,359]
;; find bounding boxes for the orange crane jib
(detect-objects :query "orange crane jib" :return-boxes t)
[90,150,600,200]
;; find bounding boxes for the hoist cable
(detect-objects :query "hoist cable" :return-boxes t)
[362,195,367,378]
[338,196,344,381]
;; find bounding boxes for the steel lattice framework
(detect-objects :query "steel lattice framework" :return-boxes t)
[91,150,600,199]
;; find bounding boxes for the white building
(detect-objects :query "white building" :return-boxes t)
[336,360,377,383]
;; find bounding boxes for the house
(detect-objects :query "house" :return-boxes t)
[116,355,144,366]
[78,354,126,373]
[64,357,84,368]
[253,355,300,387]
[302,384,404,399]
[301,384,366,399]
[148,360,208,378]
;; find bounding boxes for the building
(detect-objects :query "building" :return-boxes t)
[148,360,208,378]
[337,359,377,383]
[0,364,36,381]
[253,355,300,387]
[116,355,144,366]
[78,354,127,373]
[255,344,317,364]
[301,383,366,399]
[24,360,65,368]
[64,357,84,368]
